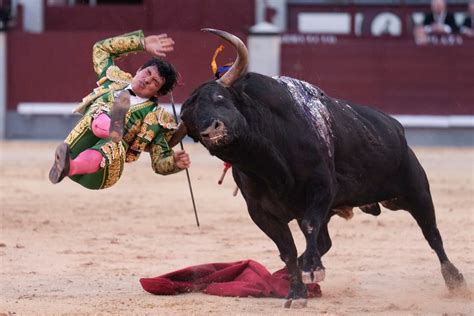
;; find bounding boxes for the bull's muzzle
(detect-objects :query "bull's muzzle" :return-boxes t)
[200,119,228,146]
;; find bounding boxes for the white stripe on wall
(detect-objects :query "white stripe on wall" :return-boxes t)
[16,102,474,128]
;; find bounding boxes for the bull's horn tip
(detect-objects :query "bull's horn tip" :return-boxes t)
[201,28,225,35]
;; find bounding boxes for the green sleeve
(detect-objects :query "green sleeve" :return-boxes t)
[149,131,182,175]
[127,109,181,175]
[92,30,145,79]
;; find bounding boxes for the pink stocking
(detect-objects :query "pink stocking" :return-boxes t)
[91,113,111,138]
[68,149,103,176]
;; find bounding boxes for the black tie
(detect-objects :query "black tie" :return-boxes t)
[127,89,136,96]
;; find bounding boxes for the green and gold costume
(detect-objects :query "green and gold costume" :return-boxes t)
[65,30,180,190]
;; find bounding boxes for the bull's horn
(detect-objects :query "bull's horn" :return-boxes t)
[167,122,187,148]
[202,28,248,87]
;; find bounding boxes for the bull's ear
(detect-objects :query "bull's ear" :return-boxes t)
[167,123,187,148]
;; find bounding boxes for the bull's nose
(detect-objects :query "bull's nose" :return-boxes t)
[200,119,225,139]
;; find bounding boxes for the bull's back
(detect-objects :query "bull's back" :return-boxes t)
[236,73,410,206]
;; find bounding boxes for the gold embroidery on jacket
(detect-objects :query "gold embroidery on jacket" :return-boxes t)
[125,149,141,163]
[106,66,133,85]
[123,119,142,143]
[100,141,125,189]
[73,82,129,115]
[92,30,144,78]
[125,111,155,161]
[65,116,92,147]
[144,130,155,142]
[73,30,143,115]
[144,111,159,126]
[154,107,178,130]
[89,100,111,117]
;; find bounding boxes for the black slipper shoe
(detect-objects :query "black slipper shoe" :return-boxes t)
[49,143,71,184]
[109,90,131,143]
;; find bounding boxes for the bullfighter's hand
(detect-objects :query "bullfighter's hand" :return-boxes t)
[174,150,191,169]
[144,34,175,57]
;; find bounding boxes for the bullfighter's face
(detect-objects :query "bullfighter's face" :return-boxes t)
[181,82,247,153]
[131,66,165,99]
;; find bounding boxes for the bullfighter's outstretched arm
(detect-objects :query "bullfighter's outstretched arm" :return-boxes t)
[92,30,145,79]
[92,30,175,79]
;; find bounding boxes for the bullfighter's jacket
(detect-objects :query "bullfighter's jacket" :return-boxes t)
[65,30,181,190]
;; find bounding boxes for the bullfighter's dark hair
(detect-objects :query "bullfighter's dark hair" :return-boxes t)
[141,58,178,96]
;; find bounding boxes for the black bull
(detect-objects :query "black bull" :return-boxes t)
[172,29,466,306]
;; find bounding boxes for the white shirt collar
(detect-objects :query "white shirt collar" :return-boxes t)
[112,85,150,106]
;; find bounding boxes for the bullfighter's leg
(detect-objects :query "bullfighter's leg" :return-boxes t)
[397,148,466,290]
[109,90,131,143]
[91,113,111,139]
[247,208,307,308]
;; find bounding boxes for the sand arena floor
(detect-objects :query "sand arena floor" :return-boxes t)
[0,141,473,315]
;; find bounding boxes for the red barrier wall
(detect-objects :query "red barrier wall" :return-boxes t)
[45,5,150,32]
[149,0,255,33]
[44,0,255,32]
[6,32,474,115]
[9,1,471,116]
[281,38,474,115]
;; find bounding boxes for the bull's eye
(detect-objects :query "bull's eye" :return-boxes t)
[214,94,224,101]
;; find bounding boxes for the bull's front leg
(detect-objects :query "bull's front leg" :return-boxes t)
[247,208,307,308]
[298,193,333,285]
[298,219,329,284]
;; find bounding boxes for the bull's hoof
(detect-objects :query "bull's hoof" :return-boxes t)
[302,267,325,284]
[314,267,326,282]
[284,283,307,308]
[283,298,307,309]
[441,262,466,290]
[302,271,314,284]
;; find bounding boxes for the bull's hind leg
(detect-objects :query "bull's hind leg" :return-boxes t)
[395,148,465,290]
[403,192,465,290]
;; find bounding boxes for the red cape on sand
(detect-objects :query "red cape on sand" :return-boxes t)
[140,259,321,298]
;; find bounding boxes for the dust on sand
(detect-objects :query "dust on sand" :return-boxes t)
[0,141,473,314]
